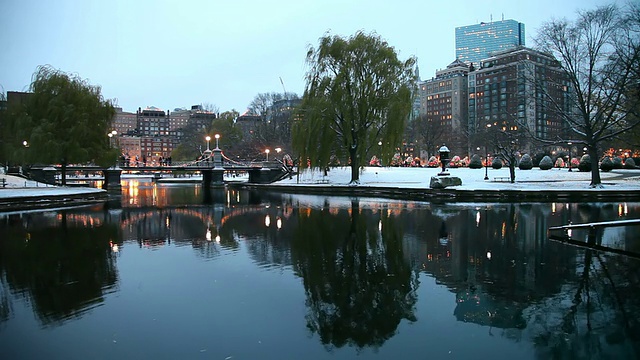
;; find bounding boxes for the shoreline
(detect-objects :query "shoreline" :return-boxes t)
[229,182,640,203]
[1,167,639,212]
[0,188,109,212]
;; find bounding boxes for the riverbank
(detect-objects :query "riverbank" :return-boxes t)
[233,166,640,202]
[0,174,108,211]
[1,167,639,211]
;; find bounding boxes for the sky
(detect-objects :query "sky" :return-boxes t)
[0,0,622,114]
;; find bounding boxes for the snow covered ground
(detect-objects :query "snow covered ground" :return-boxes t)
[1,166,639,200]
[0,174,105,199]
[276,166,640,191]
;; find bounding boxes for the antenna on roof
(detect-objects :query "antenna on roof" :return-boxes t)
[502,13,504,21]
[490,14,493,23]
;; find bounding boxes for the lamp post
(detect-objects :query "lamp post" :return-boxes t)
[484,152,489,180]
[265,149,270,162]
[214,134,220,149]
[205,135,211,151]
[484,123,493,180]
[567,142,572,172]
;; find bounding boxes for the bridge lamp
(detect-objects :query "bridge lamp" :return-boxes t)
[205,136,211,151]
[214,134,220,149]
[265,149,270,161]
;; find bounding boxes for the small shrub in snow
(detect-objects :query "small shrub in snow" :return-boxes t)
[538,156,553,170]
[612,157,623,169]
[519,154,533,170]
[578,155,591,172]
[492,157,503,169]
[600,157,613,172]
[468,154,483,169]
[624,157,637,169]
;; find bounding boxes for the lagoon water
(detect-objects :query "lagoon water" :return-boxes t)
[1,180,639,359]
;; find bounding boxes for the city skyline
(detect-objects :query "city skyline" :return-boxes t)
[0,0,621,114]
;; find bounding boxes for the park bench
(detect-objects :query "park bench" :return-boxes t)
[493,177,510,182]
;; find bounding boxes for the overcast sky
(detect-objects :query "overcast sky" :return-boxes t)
[0,0,620,114]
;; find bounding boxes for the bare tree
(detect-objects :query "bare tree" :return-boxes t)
[535,3,640,187]
[486,125,527,183]
[200,102,219,114]
[410,114,445,159]
[247,92,300,152]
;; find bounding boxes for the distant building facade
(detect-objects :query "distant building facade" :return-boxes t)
[112,105,216,164]
[455,19,525,68]
[112,107,137,136]
[468,46,570,152]
[420,59,470,157]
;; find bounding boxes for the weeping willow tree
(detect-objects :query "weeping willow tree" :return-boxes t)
[293,31,415,184]
[14,66,116,185]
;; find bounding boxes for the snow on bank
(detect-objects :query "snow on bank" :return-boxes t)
[1,167,639,201]
[0,175,105,199]
[276,166,640,191]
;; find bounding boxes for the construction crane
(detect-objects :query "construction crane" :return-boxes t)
[279,77,287,95]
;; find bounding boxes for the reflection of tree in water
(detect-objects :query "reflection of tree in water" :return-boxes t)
[0,212,118,326]
[526,204,640,359]
[291,199,418,349]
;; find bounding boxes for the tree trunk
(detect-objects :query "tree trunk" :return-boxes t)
[588,147,601,187]
[349,146,360,184]
[509,163,516,183]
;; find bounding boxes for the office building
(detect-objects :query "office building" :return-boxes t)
[455,19,525,68]
[468,46,570,153]
[419,59,470,157]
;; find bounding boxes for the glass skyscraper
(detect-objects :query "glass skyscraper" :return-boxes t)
[455,19,525,67]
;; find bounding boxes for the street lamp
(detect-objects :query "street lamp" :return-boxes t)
[265,149,270,161]
[205,135,211,151]
[214,134,220,149]
[484,152,490,180]
[484,124,492,180]
[567,142,572,172]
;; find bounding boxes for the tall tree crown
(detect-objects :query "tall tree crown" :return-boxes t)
[294,31,415,183]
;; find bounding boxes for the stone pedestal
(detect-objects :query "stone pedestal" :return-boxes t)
[248,168,271,184]
[202,169,224,188]
[103,168,122,189]
[42,167,57,185]
[430,176,462,189]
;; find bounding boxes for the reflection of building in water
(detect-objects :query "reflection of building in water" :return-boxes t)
[454,287,526,329]
[418,204,584,329]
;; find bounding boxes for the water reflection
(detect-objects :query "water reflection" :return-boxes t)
[291,198,418,349]
[0,182,639,358]
[0,209,118,326]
